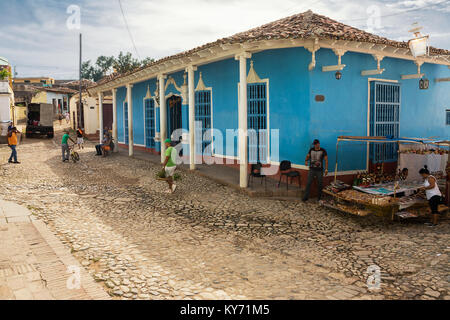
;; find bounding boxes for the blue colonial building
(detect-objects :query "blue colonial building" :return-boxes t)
[88,10,450,188]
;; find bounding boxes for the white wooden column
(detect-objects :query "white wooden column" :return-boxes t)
[112,88,118,152]
[127,83,134,157]
[236,52,251,188]
[98,92,103,143]
[186,65,197,170]
[159,75,167,163]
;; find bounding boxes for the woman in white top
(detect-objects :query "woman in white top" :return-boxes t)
[420,166,442,226]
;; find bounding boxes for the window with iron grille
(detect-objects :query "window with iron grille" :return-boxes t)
[446,110,450,125]
[124,102,129,145]
[369,82,400,162]
[195,90,212,156]
[144,99,155,149]
[247,82,268,164]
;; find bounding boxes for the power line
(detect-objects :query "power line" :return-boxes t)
[118,0,140,59]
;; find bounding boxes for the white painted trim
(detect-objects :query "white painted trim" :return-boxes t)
[123,100,127,144]
[88,38,450,95]
[212,154,239,160]
[238,62,270,164]
[366,78,401,170]
[195,73,214,155]
[133,143,146,147]
[143,96,156,149]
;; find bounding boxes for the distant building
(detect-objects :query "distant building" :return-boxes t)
[13,77,55,87]
[0,57,14,142]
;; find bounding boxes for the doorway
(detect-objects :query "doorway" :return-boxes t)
[167,95,182,143]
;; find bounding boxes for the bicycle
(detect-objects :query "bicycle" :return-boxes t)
[69,143,80,163]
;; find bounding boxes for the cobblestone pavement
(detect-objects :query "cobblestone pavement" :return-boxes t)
[0,201,109,300]
[0,135,448,300]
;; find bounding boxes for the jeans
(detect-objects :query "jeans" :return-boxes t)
[62,144,70,161]
[303,169,323,201]
[95,144,104,155]
[8,145,17,162]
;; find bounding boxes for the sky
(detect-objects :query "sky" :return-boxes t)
[1,0,449,79]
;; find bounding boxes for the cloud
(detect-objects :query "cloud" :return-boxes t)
[1,0,449,79]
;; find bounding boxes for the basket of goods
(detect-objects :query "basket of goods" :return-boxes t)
[156,170,181,181]
[326,180,351,193]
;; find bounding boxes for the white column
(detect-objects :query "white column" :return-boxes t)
[186,65,197,170]
[127,84,134,157]
[159,75,167,163]
[112,88,118,152]
[98,92,103,144]
[236,52,251,188]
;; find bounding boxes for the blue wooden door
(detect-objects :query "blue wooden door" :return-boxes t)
[124,102,129,145]
[145,99,155,149]
[195,90,212,156]
[247,83,267,164]
[369,81,400,162]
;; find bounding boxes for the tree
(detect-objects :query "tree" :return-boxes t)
[81,52,154,82]
[113,51,141,74]
[96,56,115,76]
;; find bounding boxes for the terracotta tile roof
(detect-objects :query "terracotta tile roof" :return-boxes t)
[32,86,78,94]
[92,10,450,88]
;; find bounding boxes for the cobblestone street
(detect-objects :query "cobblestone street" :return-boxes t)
[0,136,448,300]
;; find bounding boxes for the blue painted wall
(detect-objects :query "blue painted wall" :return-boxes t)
[116,46,449,171]
[116,86,126,143]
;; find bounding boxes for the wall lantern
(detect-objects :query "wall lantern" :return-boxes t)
[335,71,342,80]
[419,78,429,90]
[408,23,429,58]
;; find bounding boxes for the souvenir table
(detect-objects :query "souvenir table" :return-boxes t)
[323,181,428,220]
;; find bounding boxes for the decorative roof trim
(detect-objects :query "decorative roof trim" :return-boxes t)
[88,37,450,95]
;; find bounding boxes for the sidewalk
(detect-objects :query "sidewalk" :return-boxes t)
[0,200,110,300]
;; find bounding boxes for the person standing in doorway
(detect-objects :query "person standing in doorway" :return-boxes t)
[420,166,443,227]
[62,129,75,162]
[162,139,177,193]
[302,139,328,202]
[7,127,20,164]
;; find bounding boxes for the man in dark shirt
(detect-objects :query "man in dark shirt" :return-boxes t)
[302,139,328,202]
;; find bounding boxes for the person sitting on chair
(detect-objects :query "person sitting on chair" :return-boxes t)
[101,131,112,157]
[95,132,108,156]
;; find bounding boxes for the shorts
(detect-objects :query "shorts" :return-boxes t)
[77,137,84,144]
[103,145,111,151]
[428,195,442,214]
[165,166,176,177]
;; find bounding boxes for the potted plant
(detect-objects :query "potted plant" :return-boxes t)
[0,69,11,81]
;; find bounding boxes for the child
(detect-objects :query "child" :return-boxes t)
[76,127,84,150]
[62,129,75,162]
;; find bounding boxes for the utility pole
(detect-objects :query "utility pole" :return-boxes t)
[78,33,82,130]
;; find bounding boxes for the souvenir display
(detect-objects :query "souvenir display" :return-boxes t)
[400,148,448,155]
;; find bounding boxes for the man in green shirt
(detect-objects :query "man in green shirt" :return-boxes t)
[162,139,177,193]
[61,129,75,162]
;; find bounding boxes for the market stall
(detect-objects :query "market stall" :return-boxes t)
[323,136,449,221]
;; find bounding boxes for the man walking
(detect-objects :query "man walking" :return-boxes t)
[61,129,75,162]
[162,139,177,193]
[7,127,20,164]
[302,139,328,202]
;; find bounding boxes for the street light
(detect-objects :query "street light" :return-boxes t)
[408,23,429,58]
